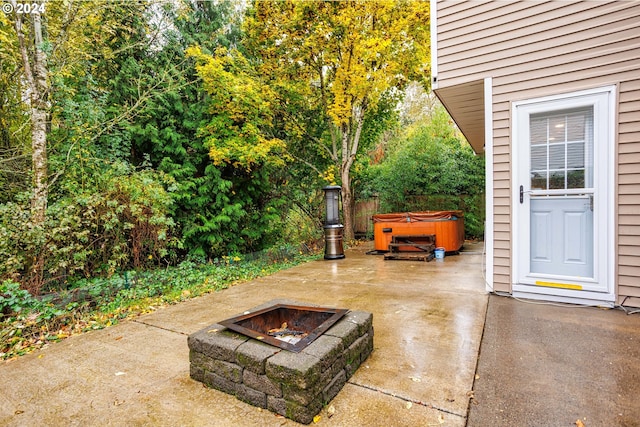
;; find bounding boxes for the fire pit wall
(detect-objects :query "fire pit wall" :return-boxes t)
[188,310,373,424]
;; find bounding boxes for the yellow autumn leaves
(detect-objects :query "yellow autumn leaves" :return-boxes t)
[186,0,430,182]
[186,45,289,171]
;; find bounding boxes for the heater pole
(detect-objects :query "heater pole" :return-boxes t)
[322,186,345,260]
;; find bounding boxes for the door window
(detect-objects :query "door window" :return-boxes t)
[529,108,593,191]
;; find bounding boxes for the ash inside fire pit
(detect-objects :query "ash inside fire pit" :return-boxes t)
[219,304,348,352]
[188,300,374,424]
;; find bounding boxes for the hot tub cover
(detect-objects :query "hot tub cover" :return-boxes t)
[372,210,463,223]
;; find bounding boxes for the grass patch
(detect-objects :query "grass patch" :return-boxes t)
[1,247,321,360]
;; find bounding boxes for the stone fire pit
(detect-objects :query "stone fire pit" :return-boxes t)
[188,300,374,424]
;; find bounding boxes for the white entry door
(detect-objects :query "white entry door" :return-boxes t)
[513,87,615,302]
[530,196,593,278]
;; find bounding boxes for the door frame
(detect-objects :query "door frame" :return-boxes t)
[511,85,616,305]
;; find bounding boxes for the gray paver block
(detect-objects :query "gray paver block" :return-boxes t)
[301,334,344,372]
[204,371,238,395]
[235,339,281,374]
[324,317,360,347]
[210,359,243,383]
[188,324,248,362]
[285,394,323,424]
[243,370,282,397]
[346,310,373,335]
[346,334,370,366]
[323,369,347,403]
[267,395,287,416]
[266,350,321,390]
[236,383,267,409]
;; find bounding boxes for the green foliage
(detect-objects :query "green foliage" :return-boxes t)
[1,249,319,360]
[362,108,485,238]
[2,0,434,294]
[0,13,30,202]
[184,39,294,256]
[0,281,34,314]
[188,45,288,170]
[0,280,63,328]
[277,205,324,250]
[0,166,176,291]
[242,0,431,240]
[114,0,289,258]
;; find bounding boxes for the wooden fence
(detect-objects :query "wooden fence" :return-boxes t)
[354,198,380,236]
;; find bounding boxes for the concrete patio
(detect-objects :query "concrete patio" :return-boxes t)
[2,241,639,426]
[0,242,487,426]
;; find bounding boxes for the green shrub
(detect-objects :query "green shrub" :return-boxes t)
[0,280,34,315]
[1,248,320,360]
[0,168,176,293]
[360,117,485,238]
[0,280,63,322]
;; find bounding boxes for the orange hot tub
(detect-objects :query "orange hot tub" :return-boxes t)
[372,211,465,253]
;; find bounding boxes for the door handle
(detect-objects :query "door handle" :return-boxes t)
[520,185,534,203]
[520,185,524,204]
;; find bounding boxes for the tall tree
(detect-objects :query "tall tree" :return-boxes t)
[2,1,184,291]
[128,0,281,258]
[187,44,291,255]
[10,0,49,225]
[243,0,430,239]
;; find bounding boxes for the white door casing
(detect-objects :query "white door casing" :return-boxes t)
[512,86,616,304]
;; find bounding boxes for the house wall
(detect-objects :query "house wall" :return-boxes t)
[435,0,640,305]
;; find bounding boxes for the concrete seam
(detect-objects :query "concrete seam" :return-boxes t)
[464,294,491,426]
[347,380,467,419]
[132,319,190,336]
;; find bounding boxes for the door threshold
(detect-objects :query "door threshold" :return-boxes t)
[512,288,615,308]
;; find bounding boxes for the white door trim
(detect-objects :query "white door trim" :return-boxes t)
[511,85,616,305]
[484,77,494,292]
[430,0,438,89]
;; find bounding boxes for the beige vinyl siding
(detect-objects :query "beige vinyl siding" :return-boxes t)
[437,1,638,87]
[492,100,512,293]
[436,0,640,303]
[618,79,640,306]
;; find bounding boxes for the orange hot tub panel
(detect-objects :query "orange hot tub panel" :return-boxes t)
[372,211,464,253]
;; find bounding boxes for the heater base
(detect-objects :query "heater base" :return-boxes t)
[323,225,344,260]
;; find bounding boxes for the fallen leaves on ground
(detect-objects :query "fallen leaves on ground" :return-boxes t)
[327,405,335,418]
[467,390,478,405]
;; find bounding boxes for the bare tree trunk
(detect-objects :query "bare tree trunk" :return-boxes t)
[12,1,49,293]
[31,108,48,224]
[339,104,366,242]
[340,167,354,241]
[13,1,49,225]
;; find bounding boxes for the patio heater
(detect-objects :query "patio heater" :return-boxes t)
[322,185,345,260]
